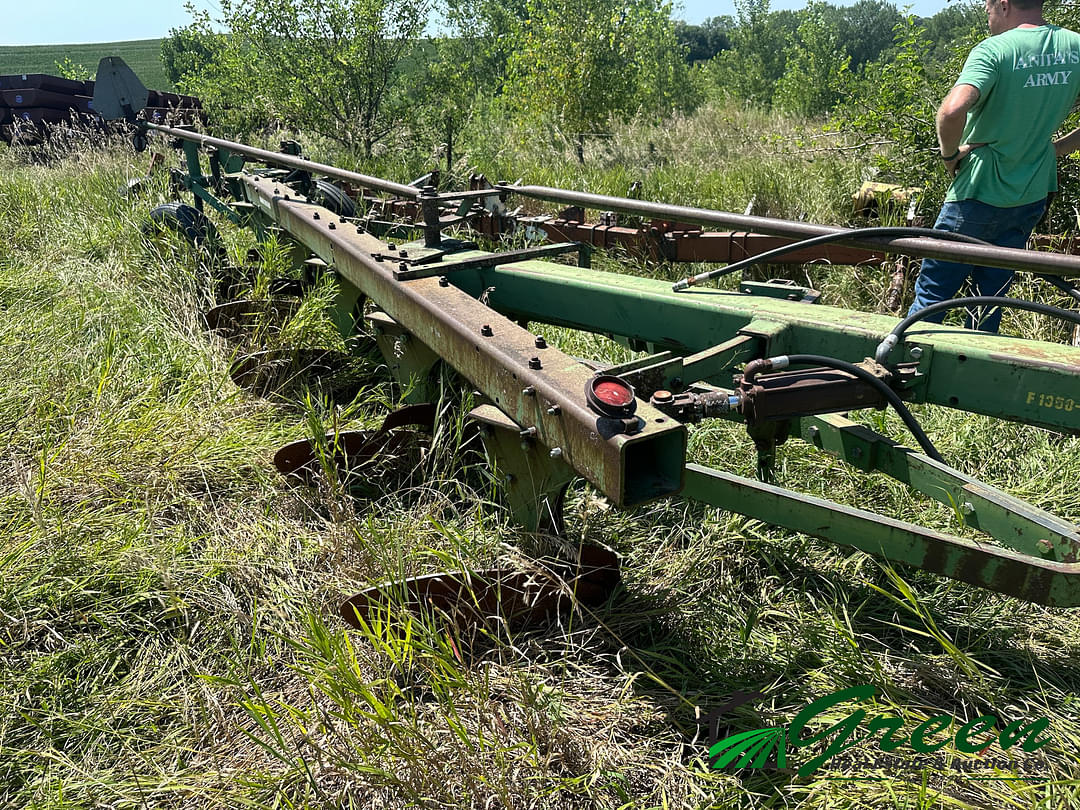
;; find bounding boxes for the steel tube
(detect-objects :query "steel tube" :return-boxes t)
[147,122,420,200]
[501,184,1080,277]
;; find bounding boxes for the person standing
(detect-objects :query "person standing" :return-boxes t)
[908,0,1080,332]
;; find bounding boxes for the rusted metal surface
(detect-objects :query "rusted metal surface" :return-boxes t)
[229,348,354,395]
[391,242,584,281]
[0,73,89,93]
[339,545,620,630]
[143,122,420,200]
[239,174,687,508]
[274,403,436,489]
[501,184,1080,277]
[204,297,301,341]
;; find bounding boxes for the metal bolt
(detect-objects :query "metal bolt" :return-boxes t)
[329,222,336,229]
[910,346,924,360]
[1038,538,1054,553]
[284,193,291,200]
[529,357,542,370]
[852,447,863,459]
[398,262,408,272]
[273,187,280,194]
[809,426,820,442]
[313,212,320,220]
[519,426,537,439]
[438,276,449,287]
[399,250,408,258]
[522,386,536,396]
[339,216,346,223]
[534,335,547,349]
[546,404,561,415]
[550,447,563,458]
[671,377,683,390]
[388,242,397,250]
[961,501,975,515]
[481,324,493,337]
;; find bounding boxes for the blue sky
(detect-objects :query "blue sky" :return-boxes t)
[5,0,957,46]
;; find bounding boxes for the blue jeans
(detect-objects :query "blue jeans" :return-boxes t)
[907,197,1047,332]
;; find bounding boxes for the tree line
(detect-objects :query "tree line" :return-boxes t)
[156,0,1032,180]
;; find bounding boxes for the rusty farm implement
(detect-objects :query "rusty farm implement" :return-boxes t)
[93,57,1080,629]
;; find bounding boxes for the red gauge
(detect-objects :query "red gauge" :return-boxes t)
[585,375,637,418]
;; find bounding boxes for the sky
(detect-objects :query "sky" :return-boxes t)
[4,0,958,47]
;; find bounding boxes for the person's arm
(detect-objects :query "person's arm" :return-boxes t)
[1054,127,1080,157]
[936,83,982,177]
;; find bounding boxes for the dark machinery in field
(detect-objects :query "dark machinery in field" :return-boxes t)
[93,57,1080,625]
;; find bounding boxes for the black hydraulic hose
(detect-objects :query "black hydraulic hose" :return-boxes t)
[672,226,994,291]
[875,296,1080,362]
[1036,273,1080,304]
[744,353,943,463]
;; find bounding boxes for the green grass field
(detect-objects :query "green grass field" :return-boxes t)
[0,39,170,90]
[2,106,1080,808]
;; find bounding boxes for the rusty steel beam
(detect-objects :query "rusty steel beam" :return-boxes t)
[239,175,687,507]
[145,121,420,200]
[501,184,1080,277]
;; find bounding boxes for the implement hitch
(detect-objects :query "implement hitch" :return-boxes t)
[96,57,1080,616]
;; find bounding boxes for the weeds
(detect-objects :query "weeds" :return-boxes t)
[3,102,1080,810]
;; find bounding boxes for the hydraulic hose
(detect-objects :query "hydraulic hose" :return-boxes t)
[672,226,994,291]
[874,296,1080,363]
[744,353,943,463]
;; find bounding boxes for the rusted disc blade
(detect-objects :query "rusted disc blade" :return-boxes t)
[273,429,427,488]
[273,403,437,486]
[229,348,350,395]
[205,297,301,341]
[340,546,621,631]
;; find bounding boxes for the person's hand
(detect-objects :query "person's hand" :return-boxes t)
[944,142,985,178]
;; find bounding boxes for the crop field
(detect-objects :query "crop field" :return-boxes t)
[3,106,1080,809]
[0,39,169,90]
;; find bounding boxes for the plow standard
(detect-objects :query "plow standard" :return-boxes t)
[94,57,1080,626]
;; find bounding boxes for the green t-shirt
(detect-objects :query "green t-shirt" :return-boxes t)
[948,24,1080,207]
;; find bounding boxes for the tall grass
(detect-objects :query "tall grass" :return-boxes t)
[2,103,1080,809]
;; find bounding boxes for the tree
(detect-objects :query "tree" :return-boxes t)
[706,0,799,106]
[161,7,225,89]
[775,1,850,117]
[503,0,691,141]
[674,16,733,64]
[170,0,431,156]
[838,0,902,69]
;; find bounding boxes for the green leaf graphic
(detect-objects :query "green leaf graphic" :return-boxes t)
[709,727,787,769]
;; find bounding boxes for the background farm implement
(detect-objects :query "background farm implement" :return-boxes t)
[94,56,1080,624]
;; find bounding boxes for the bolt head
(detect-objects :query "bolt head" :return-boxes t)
[438,276,449,287]
[910,346,924,360]
[529,357,542,370]
[481,324,493,336]
[534,335,547,349]
[549,447,563,458]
